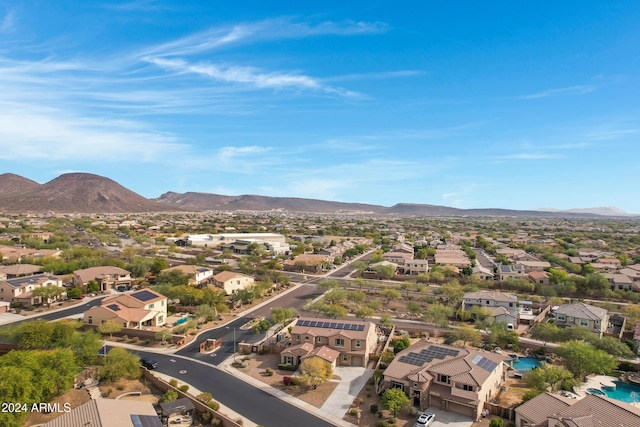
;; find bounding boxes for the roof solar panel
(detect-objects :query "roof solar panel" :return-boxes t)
[132,290,158,302]
[357,325,365,331]
[107,304,121,311]
[336,323,344,328]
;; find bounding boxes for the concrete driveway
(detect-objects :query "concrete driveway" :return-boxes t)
[321,366,373,418]
[418,407,473,427]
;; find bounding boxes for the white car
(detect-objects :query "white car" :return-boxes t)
[414,411,435,427]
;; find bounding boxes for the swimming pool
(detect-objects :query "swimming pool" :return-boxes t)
[600,381,640,404]
[587,388,605,396]
[511,357,543,372]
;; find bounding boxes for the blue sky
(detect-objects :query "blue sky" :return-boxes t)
[1,1,639,212]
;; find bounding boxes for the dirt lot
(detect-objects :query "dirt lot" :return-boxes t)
[237,353,340,408]
[24,388,90,427]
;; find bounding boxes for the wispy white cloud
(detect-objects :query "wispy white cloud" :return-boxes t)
[0,102,182,162]
[103,0,174,12]
[497,152,561,160]
[325,70,424,82]
[139,18,387,58]
[518,85,595,100]
[217,145,272,162]
[145,57,360,97]
[586,128,640,141]
[0,8,16,33]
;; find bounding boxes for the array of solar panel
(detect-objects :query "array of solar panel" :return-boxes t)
[471,354,498,372]
[132,290,158,302]
[107,304,121,311]
[398,345,460,366]
[296,319,365,331]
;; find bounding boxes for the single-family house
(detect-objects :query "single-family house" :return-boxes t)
[515,260,551,272]
[528,271,549,286]
[161,265,214,286]
[383,251,414,263]
[471,265,495,281]
[383,340,507,420]
[497,264,526,281]
[83,288,167,329]
[393,242,415,254]
[515,392,640,427]
[0,273,65,306]
[283,254,332,273]
[604,273,635,291]
[554,302,608,337]
[0,263,42,278]
[283,317,378,367]
[42,397,162,427]
[461,290,518,318]
[73,266,132,291]
[402,259,430,275]
[211,271,255,295]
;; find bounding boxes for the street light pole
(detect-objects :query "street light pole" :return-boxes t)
[226,326,236,362]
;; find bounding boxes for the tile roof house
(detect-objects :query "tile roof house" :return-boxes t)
[528,270,550,286]
[83,288,167,329]
[210,271,255,295]
[0,263,43,278]
[604,273,635,291]
[515,392,640,427]
[0,273,64,306]
[42,398,162,427]
[402,259,430,275]
[384,340,507,420]
[161,265,214,286]
[555,302,609,337]
[462,290,518,318]
[497,264,527,281]
[73,266,132,291]
[285,317,379,367]
[283,254,332,273]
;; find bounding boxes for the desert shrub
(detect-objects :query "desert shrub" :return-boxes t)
[169,378,178,387]
[208,401,220,411]
[197,392,212,403]
[179,385,189,392]
[211,418,221,426]
[278,363,298,371]
[349,408,358,416]
[265,368,274,376]
[201,412,212,422]
[160,390,178,403]
[144,339,151,345]
[490,418,504,427]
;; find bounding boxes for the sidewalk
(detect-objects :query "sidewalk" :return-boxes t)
[0,294,107,325]
[219,355,357,427]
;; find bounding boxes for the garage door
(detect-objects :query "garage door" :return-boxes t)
[351,356,363,367]
[430,395,442,409]
[447,401,476,419]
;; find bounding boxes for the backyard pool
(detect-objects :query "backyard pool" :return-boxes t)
[600,381,640,404]
[511,357,543,372]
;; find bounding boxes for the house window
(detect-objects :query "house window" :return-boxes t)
[284,356,294,365]
[161,300,165,306]
[438,374,450,384]
[335,338,345,347]
[486,301,490,304]
[557,314,566,321]
[580,319,588,327]
[305,336,309,342]
[567,316,574,322]
[509,303,513,307]
[355,340,361,348]
[317,337,322,343]
[342,354,348,362]
[149,303,154,309]
[296,334,300,341]
[158,315,163,323]
[88,316,92,324]
[390,381,404,391]
[462,384,473,391]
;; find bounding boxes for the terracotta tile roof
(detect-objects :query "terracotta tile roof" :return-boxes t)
[42,398,161,427]
[515,392,574,426]
[74,266,130,283]
[302,345,340,364]
[556,302,608,321]
[281,342,314,357]
[462,290,517,303]
[212,271,252,282]
[291,317,373,341]
[551,394,640,427]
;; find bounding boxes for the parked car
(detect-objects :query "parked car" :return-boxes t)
[140,357,158,370]
[414,411,435,427]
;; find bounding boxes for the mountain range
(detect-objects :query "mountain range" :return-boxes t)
[0,172,635,218]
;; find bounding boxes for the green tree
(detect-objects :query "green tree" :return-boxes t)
[98,320,123,339]
[270,307,298,324]
[68,329,103,366]
[439,280,464,306]
[530,322,561,345]
[380,388,410,417]
[355,306,375,320]
[381,288,401,302]
[32,285,66,308]
[195,304,217,324]
[99,347,141,382]
[556,341,617,380]
[322,304,348,319]
[298,357,333,389]
[14,319,54,349]
[423,303,453,337]
[489,418,503,427]
[488,322,520,350]
[67,287,83,299]
[393,336,411,354]
[155,329,173,346]
[407,301,422,316]
[324,288,347,305]
[380,313,394,329]
[448,326,481,347]
[155,270,191,287]
[0,365,35,427]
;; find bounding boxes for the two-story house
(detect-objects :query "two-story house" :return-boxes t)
[383,340,507,420]
[402,259,430,275]
[461,290,518,319]
[83,288,167,329]
[554,302,609,337]
[73,266,132,291]
[210,271,255,295]
[281,317,378,368]
[0,273,64,306]
[161,265,214,287]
